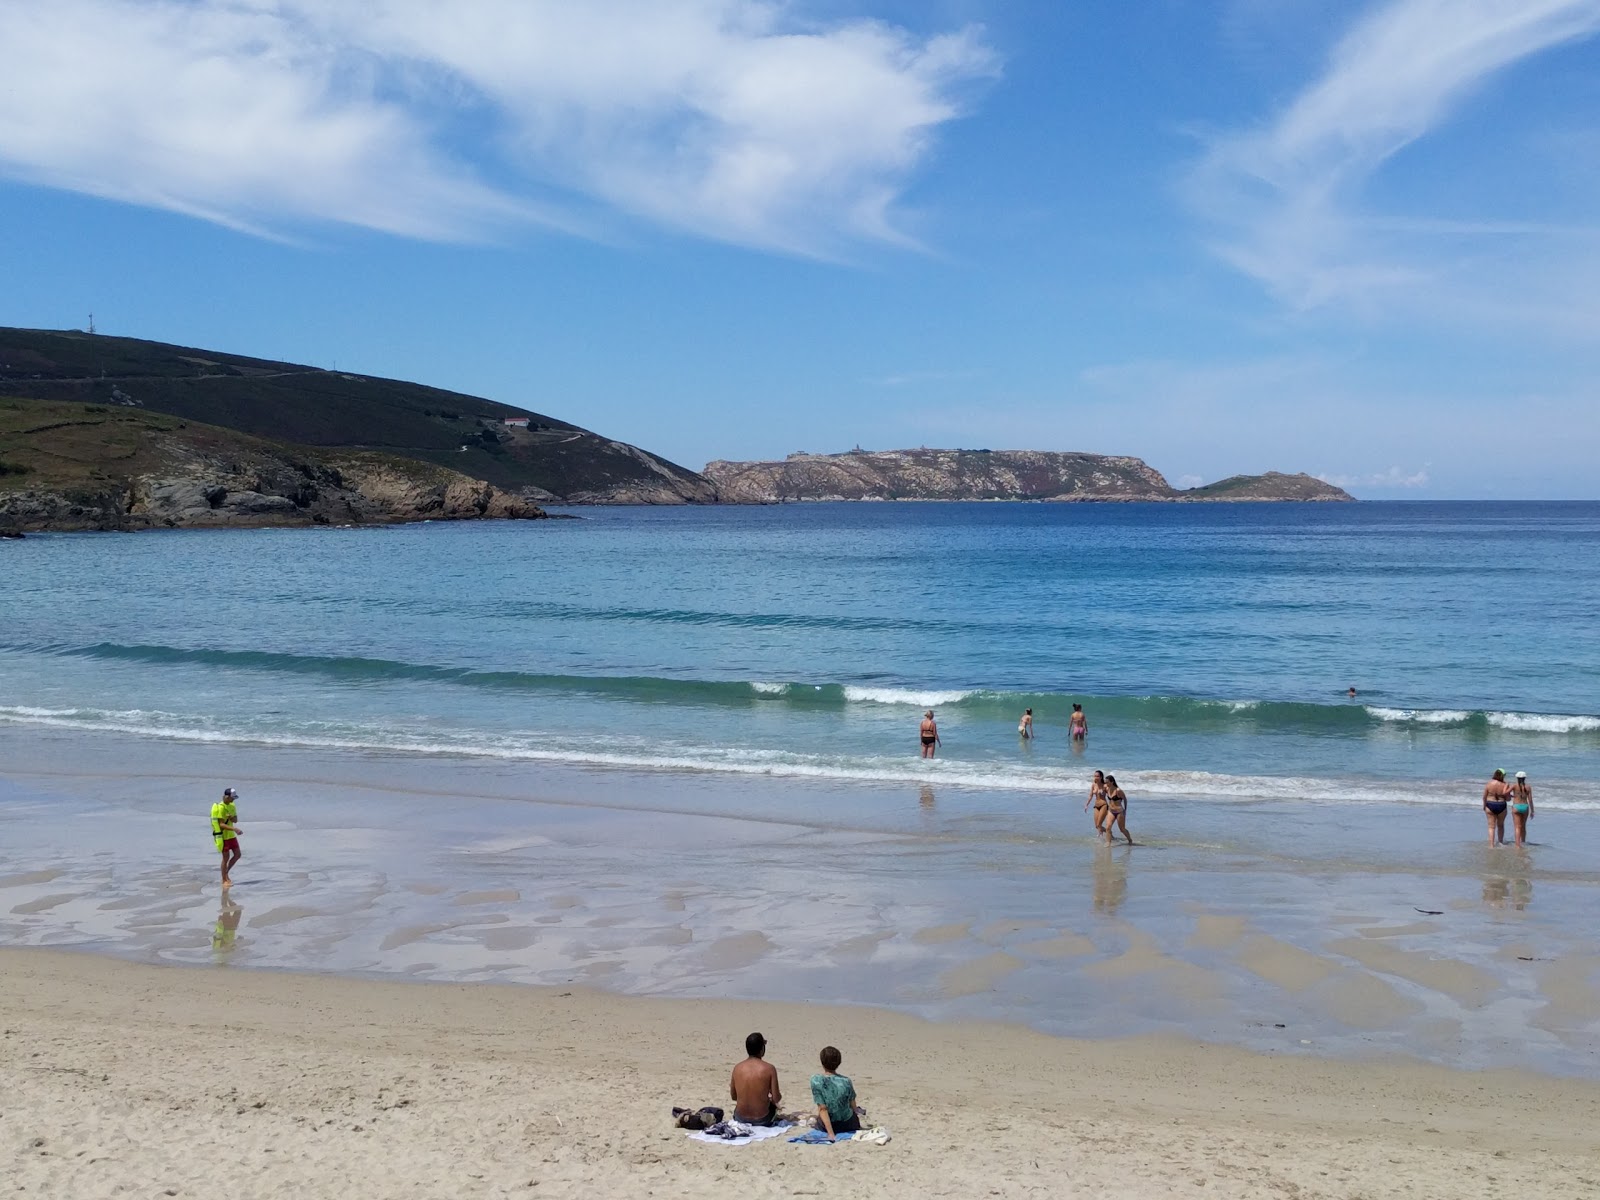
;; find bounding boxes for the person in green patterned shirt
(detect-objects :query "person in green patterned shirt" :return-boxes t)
[810,1046,861,1140]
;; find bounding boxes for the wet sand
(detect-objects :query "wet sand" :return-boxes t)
[2,726,1598,1079]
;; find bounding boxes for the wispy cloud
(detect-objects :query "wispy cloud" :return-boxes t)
[0,1,997,253]
[1190,0,1600,314]
[1318,466,1431,490]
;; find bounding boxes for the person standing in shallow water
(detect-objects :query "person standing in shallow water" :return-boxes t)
[919,710,940,758]
[210,787,242,888]
[1482,769,1512,846]
[1103,775,1131,844]
[1511,771,1535,847]
[1069,703,1088,742]
[1018,708,1034,740]
[1085,769,1109,837]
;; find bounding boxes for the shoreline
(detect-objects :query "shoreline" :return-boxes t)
[3,728,1598,1082]
[5,946,1599,1198]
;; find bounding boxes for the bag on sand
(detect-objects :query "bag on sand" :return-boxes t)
[671,1106,725,1131]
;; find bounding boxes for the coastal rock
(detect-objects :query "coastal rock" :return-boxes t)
[0,399,549,533]
[704,449,1175,503]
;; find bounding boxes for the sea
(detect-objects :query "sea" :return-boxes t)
[3,501,1598,1073]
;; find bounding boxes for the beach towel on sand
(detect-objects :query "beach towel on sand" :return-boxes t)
[685,1122,792,1146]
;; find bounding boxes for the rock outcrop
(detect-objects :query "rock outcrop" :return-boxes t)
[705,449,1176,503]
[0,400,546,533]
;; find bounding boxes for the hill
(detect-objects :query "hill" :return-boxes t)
[1177,471,1352,501]
[0,399,544,532]
[702,449,1353,503]
[0,327,714,505]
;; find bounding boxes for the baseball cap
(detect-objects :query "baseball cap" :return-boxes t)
[1515,771,1526,780]
[223,787,239,798]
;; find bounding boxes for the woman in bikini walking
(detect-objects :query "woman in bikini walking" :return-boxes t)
[1085,769,1109,838]
[1103,775,1132,844]
[1511,771,1535,847]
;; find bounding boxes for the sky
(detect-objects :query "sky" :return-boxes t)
[2,0,1598,498]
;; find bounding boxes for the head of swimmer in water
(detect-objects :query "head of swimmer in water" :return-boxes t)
[924,710,933,719]
[1072,703,1083,713]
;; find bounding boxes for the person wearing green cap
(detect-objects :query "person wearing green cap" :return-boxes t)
[1481,769,1512,846]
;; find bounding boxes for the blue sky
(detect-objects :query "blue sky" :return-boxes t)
[2,1,1597,498]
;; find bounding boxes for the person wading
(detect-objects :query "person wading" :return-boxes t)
[211,787,242,888]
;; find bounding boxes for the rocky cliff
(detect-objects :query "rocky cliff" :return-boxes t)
[705,449,1176,503]
[0,400,545,533]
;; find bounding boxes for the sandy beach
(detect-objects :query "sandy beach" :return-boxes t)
[5,948,1599,1199]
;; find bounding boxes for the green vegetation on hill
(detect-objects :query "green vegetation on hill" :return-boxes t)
[0,327,713,503]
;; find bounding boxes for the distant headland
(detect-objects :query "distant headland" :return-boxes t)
[703,449,1353,504]
[1,326,1350,534]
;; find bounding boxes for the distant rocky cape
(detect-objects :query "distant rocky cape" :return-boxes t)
[1,327,1351,535]
[704,450,1352,504]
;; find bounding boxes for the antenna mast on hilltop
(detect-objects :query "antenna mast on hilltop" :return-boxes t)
[88,312,96,334]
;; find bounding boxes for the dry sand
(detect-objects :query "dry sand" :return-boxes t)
[4,950,1598,1198]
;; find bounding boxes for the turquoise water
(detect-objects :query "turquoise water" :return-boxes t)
[5,501,1600,1073]
[3,501,1598,812]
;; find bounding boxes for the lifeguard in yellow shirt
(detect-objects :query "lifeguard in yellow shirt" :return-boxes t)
[210,787,242,888]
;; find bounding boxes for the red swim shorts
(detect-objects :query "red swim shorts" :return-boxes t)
[220,838,240,854]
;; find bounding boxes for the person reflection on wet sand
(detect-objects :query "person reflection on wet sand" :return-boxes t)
[212,896,242,956]
[1092,846,1129,915]
[919,785,936,810]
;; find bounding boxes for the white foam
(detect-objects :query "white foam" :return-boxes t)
[841,686,973,707]
[4,705,1599,811]
[749,681,788,695]
[1487,712,1600,734]
[1367,706,1472,725]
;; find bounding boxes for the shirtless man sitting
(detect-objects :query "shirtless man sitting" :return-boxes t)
[729,1031,782,1125]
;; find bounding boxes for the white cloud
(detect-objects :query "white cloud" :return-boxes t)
[0,1,996,252]
[1190,0,1600,316]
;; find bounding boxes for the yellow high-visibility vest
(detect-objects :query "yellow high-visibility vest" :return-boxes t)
[211,801,237,850]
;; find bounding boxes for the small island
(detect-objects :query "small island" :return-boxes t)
[703,449,1353,504]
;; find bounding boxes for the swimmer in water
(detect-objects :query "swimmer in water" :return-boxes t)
[1018,708,1034,740]
[1069,703,1087,742]
[1347,686,1357,699]
[920,710,940,759]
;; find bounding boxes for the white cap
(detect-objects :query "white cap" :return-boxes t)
[1514,771,1526,780]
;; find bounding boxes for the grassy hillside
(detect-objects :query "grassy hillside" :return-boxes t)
[0,328,712,502]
